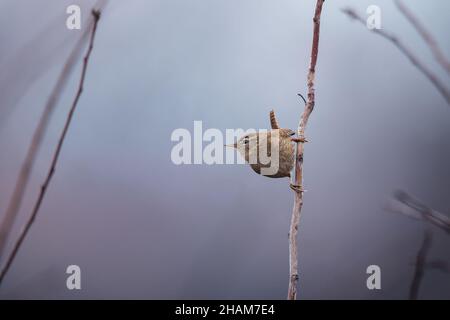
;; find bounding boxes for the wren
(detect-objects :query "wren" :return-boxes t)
[226,110,306,191]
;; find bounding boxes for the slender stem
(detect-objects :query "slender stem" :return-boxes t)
[409,229,432,300]
[0,10,102,284]
[342,8,450,105]
[395,0,450,76]
[389,190,450,233]
[0,17,93,261]
[288,0,324,300]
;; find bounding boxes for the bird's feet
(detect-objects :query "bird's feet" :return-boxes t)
[291,137,308,143]
[290,183,305,193]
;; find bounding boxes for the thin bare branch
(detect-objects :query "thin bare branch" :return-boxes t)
[0,10,102,284]
[0,19,93,261]
[395,0,450,76]
[342,8,450,105]
[387,190,450,233]
[288,0,324,300]
[409,229,432,300]
[386,192,449,298]
[426,259,450,274]
[410,259,450,273]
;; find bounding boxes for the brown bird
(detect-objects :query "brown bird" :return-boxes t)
[227,110,305,191]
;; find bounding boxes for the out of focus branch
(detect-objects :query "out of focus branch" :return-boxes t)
[0,10,102,284]
[0,16,93,261]
[342,8,450,105]
[409,258,450,274]
[386,190,450,233]
[394,0,450,76]
[288,0,325,300]
[386,191,450,298]
[425,259,450,274]
[409,229,432,300]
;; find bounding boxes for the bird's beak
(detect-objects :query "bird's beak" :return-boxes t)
[224,143,237,148]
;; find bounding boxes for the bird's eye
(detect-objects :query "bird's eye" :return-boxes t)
[288,130,295,136]
[243,136,249,144]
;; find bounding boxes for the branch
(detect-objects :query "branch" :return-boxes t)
[288,0,324,300]
[386,191,450,298]
[394,0,450,76]
[0,10,102,284]
[342,8,450,105]
[425,259,450,274]
[409,229,432,300]
[0,16,96,261]
[386,190,450,233]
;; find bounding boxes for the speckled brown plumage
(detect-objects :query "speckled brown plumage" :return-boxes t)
[231,111,296,178]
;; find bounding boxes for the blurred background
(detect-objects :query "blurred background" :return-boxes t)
[0,0,449,299]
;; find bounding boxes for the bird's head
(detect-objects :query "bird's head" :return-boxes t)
[225,130,294,164]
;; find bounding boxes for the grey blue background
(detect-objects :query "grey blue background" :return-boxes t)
[0,0,449,299]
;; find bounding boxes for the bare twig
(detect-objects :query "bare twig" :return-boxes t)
[386,192,449,299]
[394,0,450,76]
[410,259,450,273]
[409,229,432,300]
[342,8,450,105]
[0,10,102,284]
[288,0,324,300]
[0,18,94,261]
[387,190,450,233]
[425,259,450,274]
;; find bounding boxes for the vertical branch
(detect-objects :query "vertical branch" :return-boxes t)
[409,229,432,300]
[0,10,102,284]
[288,0,324,300]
